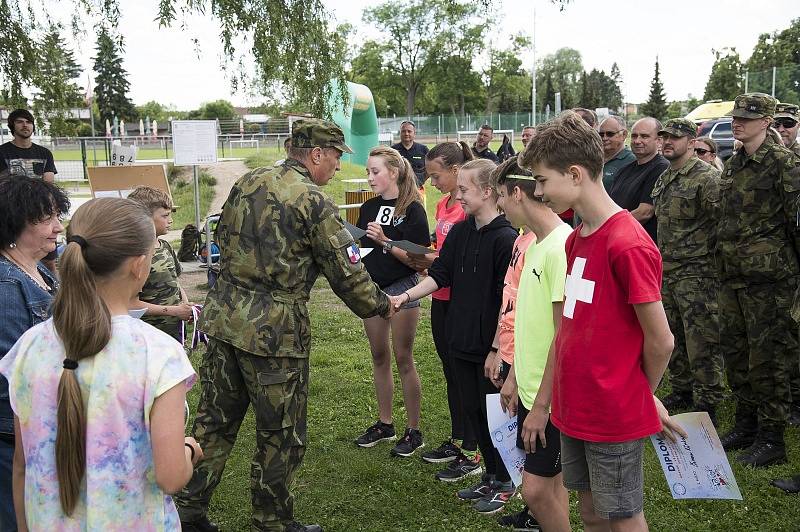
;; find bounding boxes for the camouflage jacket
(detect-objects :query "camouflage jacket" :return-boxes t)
[198,159,390,358]
[718,136,800,286]
[140,239,183,335]
[788,140,800,157]
[652,157,721,278]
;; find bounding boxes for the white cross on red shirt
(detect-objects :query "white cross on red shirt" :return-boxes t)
[563,257,595,319]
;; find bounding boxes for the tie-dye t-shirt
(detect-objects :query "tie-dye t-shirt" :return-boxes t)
[0,315,196,531]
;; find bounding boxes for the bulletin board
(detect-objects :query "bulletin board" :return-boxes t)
[87,165,172,200]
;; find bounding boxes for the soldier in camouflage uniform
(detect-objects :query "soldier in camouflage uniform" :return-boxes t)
[651,118,725,422]
[175,119,392,532]
[716,93,800,468]
[773,103,800,425]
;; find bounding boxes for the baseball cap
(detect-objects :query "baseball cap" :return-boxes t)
[729,92,777,119]
[291,118,353,154]
[775,103,799,121]
[659,118,697,138]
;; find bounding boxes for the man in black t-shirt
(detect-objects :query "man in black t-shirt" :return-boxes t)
[472,125,499,162]
[0,109,57,182]
[609,117,669,242]
[391,121,429,187]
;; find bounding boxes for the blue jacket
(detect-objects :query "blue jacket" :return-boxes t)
[0,256,57,435]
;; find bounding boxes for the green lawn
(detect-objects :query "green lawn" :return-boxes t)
[171,172,215,228]
[181,278,800,531]
[52,146,268,163]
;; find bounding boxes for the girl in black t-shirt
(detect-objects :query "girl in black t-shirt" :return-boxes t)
[354,147,430,457]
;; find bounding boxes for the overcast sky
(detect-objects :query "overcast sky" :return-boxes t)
[59,0,800,112]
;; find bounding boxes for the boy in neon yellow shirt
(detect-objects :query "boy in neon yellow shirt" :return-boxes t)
[493,159,572,531]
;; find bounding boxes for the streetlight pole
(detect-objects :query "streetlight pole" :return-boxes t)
[531,5,537,126]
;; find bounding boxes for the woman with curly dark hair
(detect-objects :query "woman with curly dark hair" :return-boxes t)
[0,173,69,530]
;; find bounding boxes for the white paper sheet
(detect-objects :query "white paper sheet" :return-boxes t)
[486,393,525,487]
[650,412,742,500]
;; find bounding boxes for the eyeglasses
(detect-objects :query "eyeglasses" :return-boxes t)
[772,118,798,129]
[694,148,714,156]
[598,130,622,138]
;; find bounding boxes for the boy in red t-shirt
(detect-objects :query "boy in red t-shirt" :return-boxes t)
[518,112,685,531]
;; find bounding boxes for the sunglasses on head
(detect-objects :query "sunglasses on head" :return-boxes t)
[772,118,798,129]
[694,148,714,156]
[598,130,621,138]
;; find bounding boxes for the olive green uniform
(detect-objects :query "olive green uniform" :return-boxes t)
[175,159,389,531]
[139,238,183,340]
[717,132,800,439]
[652,156,725,407]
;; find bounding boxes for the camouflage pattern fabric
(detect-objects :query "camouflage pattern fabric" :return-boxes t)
[788,141,800,157]
[176,159,389,529]
[290,118,353,154]
[774,103,799,120]
[652,157,724,406]
[178,339,308,531]
[717,135,800,436]
[140,238,183,339]
[662,276,725,405]
[729,92,777,119]
[652,157,721,277]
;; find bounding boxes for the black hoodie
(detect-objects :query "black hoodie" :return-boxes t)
[428,214,518,362]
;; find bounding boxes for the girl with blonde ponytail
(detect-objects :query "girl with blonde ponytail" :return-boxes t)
[353,146,430,456]
[0,198,202,530]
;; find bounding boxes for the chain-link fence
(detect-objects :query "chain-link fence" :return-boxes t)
[744,65,800,103]
[377,112,552,143]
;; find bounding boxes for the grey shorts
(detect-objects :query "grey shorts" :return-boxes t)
[383,274,420,309]
[560,433,644,520]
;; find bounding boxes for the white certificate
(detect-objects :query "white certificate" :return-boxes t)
[486,394,525,488]
[650,412,742,500]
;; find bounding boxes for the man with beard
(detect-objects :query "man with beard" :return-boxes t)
[0,109,56,182]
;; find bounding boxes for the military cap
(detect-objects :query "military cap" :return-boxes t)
[775,103,799,120]
[659,118,697,138]
[291,118,353,154]
[729,92,777,119]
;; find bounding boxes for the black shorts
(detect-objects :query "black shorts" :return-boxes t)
[516,400,562,477]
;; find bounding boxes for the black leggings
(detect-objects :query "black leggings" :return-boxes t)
[453,356,510,482]
[431,299,475,449]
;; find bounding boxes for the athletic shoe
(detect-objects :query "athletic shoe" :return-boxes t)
[457,474,494,500]
[391,428,424,457]
[422,439,461,463]
[180,516,220,532]
[498,507,541,531]
[284,522,323,532]
[435,453,482,482]
[355,421,396,448]
[771,474,800,493]
[473,480,515,514]
[736,440,787,468]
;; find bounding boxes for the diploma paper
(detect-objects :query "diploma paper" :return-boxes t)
[344,221,367,240]
[389,240,433,255]
[486,394,525,488]
[650,412,742,500]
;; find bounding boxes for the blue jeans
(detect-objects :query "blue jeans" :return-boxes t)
[0,436,16,532]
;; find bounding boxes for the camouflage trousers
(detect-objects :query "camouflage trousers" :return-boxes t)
[719,278,798,434]
[662,275,725,405]
[791,287,800,412]
[175,338,309,531]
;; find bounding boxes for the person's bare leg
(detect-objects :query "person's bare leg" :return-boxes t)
[390,307,421,428]
[363,316,393,424]
[609,513,648,532]
[522,472,570,532]
[578,491,611,532]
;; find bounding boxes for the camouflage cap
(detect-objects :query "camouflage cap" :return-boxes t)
[291,118,353,154]
[775,103,799,120]
[729,92,777,119]
[659,118,697,138]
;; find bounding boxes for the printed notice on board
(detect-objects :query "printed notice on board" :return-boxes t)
[650,412,742,500]
[172,120,218,166]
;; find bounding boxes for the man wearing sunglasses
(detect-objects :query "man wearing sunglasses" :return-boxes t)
[598,115,635,190]
[773,103,800,156]
[717,93,800,469]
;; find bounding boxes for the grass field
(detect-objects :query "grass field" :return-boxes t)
[178,275,800,532]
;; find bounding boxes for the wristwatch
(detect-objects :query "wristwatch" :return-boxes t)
[382,241,393,251]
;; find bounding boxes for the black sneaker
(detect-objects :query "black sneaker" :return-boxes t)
[457,474,494,500]
[661,392,693,411]
[355,421,396,448]
[391,428,424,457]
[422,439,461,463]
[436,452,482,482]
[284,522,323,532]
[180,516,220,532]
[737,440,787,468]
[498,507,541,531]
[473,480,516,514]
[787,407,800,426]
[771,474,800,493]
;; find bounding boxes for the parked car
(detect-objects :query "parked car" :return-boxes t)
[696,117,735,160]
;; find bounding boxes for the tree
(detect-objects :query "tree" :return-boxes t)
[484,35,532,114]
[703,48,743,101]
[31,28,85,136]
[197,100,237,120]
[578,68,623,111]
[536,48,583,112]
[93,27,136,123]
[363,0,485,115]
[745,18,800,102]
[640,58,667,121]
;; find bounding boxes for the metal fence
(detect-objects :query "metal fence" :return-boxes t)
[377,112,550,141]
[744,65,800,103]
